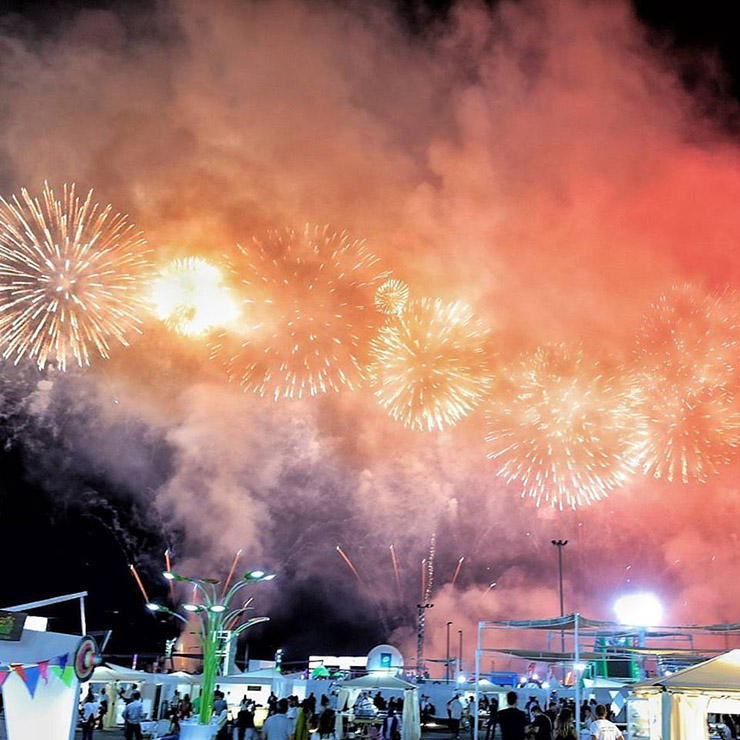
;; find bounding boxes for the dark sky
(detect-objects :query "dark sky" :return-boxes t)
[1,0,740,668]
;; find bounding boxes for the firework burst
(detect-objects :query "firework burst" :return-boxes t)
[0,183,150,370]
[485,343,638,509]
[152,257,239,338]
[631,284,740,482]
[211,225,387,400]
[368,298,491,432]
[375,278,409,316]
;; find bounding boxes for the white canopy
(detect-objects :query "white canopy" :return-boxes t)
[335,675,420,740]
[636,649,740,692]
[631,650,740,740]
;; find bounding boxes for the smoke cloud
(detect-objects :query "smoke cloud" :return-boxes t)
[2,0,740,664]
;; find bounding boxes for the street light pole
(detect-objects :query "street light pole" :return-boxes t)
[458,629,463,674]
[551,540,568,654]
[446,621,453,682]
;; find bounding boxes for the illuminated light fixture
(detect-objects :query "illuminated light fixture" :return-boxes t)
[182,604,200,612]
[163,571,176,581]
[209,604,227,613]
[263,574,276,581]
[614,593,663,627]
[246,570,265,579]
[456,674,466,684]
[574,663,587,672]
[146,603,163,612]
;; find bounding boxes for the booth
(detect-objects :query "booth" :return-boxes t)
[0,617,95,740]
[335,674,421,740]
[629,649,740,739]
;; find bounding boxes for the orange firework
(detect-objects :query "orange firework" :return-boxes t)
[211,225,387,400]
[375,278,409,316]
[0,183,150,370]
[152,257,239,337]
[485,343,639,509]
[367,298,492,431]
[631,285,740,482]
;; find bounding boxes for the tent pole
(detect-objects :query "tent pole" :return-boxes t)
[474,621,481,740]
[80,594,87,636]
[574,613,581,735]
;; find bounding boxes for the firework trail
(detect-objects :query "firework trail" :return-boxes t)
[485,343,640,509]
[165,549,174,598]
[389,544,402,597]
[221,548,243,597]
[129,564,151,604]
[336,545,362,582]
[375,279,410,316]
[212,225,387,400]
[451,556,465,587]
[368,298,492,432]
[631,284,740,482]
[152,257,239,337]
[0,183,151,370]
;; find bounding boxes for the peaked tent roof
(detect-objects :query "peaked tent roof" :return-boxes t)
[340,674,416,691]
[635,649,740,692]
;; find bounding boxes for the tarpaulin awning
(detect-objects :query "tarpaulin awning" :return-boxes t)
[481,615,617,631]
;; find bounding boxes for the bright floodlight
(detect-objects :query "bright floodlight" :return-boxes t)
[456,674,466,684]
[263,573,276,581]
[209,604,227,613]
[182,604,200,612]
[146,603,162,612]
[163,571,176,581]
[614,592,663,627]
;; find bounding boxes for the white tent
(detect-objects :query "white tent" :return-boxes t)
[630,649,740,740]
[335,675,420,740]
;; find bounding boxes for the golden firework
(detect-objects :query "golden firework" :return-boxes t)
[485,344,639,509]
[375,278,409,316]
[368,298,491,432]
[0,183,150,370]
[152,257,239,338]
[211,225,387,399]
[631,284,740,482]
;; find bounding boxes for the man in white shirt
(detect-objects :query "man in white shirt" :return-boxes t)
[590,705,624,740]
[263,698,293,740]
[123,691,144,740]
[81,690,100,740]
[447,694,464,739]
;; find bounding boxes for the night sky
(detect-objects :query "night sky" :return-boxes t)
[1,0,740,672]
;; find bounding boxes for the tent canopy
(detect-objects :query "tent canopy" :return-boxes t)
[635,649,740,692]
[340,674,416,691]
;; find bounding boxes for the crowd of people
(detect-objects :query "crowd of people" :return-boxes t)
[446,691,624,740]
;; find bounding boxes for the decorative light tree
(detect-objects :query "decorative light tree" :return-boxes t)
[146,568,273,731]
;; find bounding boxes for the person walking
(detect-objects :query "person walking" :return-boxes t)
[81,690,99,740]
[447,694,464,740]
[238,699,259,740]
[381,707,401,740]
[263,699,294,740]
[590,705,624,740]
[497,692,528,740]
[122,691,144,740]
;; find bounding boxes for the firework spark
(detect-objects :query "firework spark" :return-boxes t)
[212,225,387,400]
[367,298,492,431]
[631,285,740,482]
[375,278,409,316]
[152,257,239,337]
[485,343,638,509]
[451,556,465,587]
[0,183,151,370]
[389,544,402,596]
[336,545,362,582]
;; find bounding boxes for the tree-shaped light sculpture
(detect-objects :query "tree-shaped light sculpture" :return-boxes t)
[146,569,273,725]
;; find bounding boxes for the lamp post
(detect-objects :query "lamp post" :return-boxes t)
[458,629,463,674]
[551,540,568,654]
[446,621,453,682]
[146,568,273,728]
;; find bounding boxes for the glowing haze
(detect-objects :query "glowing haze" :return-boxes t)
[2,0,740,664]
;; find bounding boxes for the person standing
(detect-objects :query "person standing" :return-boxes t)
[497,692,528,740]
[590,705,624,740]
[381,707,401,740]
[81,690,100,740]
[98,688,109,729]
[553,708,578,740]
[529,705,553,740]
[447,694,464,740]
[122,691,144,740]
[263,699,294,740]
[237,699,259,740]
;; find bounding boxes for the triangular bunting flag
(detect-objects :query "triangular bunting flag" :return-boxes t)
[50,665,63,681]
[12,665,26,683]
[56,654,69,671]
[21,665,41,698]
[38,660,50,684]
[61,665,75,687]
[0,671,9,690]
